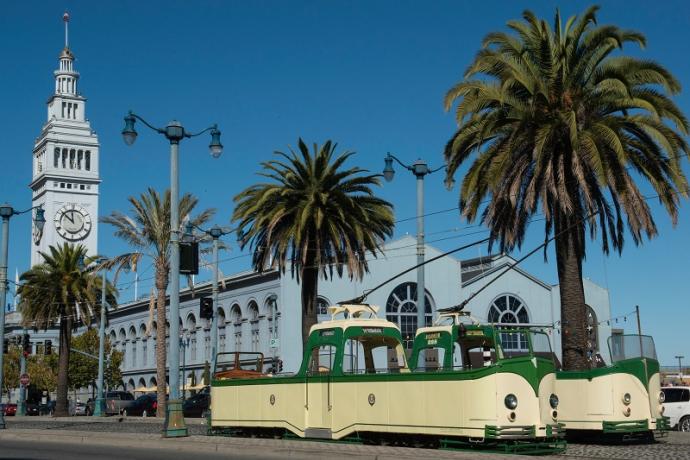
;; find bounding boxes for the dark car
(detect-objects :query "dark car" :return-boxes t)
[3,403,17,416]
[125,394,157,417]
[25,403,39,416]
[182,392,210,418]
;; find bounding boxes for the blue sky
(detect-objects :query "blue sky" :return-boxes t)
[1,1,689,364]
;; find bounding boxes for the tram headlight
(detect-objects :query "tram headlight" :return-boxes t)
[659,391,665,404]
[622,393,632,405]
[504,394,518,410]
[549,394,559,409]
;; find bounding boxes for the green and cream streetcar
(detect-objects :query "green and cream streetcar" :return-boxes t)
[210,304,565,452]
[555,334,669,438]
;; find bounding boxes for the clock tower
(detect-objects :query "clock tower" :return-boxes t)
[30,13,100,265]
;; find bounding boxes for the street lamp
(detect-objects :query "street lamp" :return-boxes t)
[122,111,222,438]
[0,204,45,428]
[382,154,444,335]
[185,223,240,376]
[676,355,685,382]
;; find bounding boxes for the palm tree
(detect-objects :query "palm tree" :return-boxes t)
[101,187,214,417]
[18,243,117,417]
[232,139,395,350]
[443,6,689,370]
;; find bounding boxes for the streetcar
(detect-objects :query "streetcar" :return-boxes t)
[555,334,669,438]
[210,304,565,453]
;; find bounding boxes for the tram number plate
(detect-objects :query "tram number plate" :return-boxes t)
[270,338,280,349]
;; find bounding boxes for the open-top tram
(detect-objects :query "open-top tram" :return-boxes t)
[211,304,565,453]
[555,334,670,438]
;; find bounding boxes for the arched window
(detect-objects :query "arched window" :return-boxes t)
[139,324,148,367]
[317,297,330,317]
[385,282,434,350]
[586,305,599,357]
[186,314,197,362]
[248,301,260,352]
[128,326,137,368]
[488,294,530,351]
[217,308,227,353]
[231,304,242,352]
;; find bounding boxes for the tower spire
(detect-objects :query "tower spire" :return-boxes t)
[63,11,69,48]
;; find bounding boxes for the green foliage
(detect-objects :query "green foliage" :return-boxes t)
[233,139,395,280]
[2,345,58,395]
[2,345,20,394]
[444,6,689,255]
[68,328,123,390]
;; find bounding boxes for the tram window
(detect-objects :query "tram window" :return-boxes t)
[458,336,497,369]
[308,345,337,374]
[499,330,529,355]
[415,347,446,371]
[343,335,408,374]
[452,342,463,370]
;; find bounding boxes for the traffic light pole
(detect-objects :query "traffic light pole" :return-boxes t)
[0,209,10,429]
[94,266,107,416]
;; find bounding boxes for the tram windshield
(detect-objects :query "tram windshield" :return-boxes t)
[497,330,556,362]
[342,334,408,374]
[608,335,657,362]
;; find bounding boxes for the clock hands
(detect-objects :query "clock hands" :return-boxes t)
[64,210,76,224]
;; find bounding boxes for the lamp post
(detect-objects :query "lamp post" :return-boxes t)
[185,223,238,375]
[122,111,222,438]
[382,154,445,335]
[94,257,109,416]
[676,355,685,381]
[180,332,190,400]
[0,204,45,429]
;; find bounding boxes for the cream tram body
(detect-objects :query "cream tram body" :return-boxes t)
[555,334,668,435]
[211,305,563,445]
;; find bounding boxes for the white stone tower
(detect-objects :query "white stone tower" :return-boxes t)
[30,12,100,266]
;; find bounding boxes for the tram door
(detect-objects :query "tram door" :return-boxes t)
[305,345,334,437]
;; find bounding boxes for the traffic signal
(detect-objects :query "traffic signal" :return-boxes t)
[179,241,199,275]
[22,333,31,355]
[44,340,52,355]
[278,359,283,373]
[200,297,213,320]
[3,338,8,353]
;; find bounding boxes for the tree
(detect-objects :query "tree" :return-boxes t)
[27,353,58,393]
[2,345,20,401]
[443,6,689,370]
[101,187,214,417]
[18,243,118,416]
[232,139,395,350]
[68,328,123,391]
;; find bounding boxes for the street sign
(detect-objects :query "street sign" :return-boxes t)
[270,338,280,349]
[20,373,30,387]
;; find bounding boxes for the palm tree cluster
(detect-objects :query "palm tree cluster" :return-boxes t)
[443,6,688,369]
[233,139,395,346]
[18,244,117,416]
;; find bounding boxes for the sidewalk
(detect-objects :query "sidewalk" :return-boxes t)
[0,428,534,460]
[6,415,207,425]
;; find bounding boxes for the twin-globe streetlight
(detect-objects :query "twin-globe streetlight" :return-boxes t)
[122,111,222,438]
[0,204,46,428]
[383,154,452,340]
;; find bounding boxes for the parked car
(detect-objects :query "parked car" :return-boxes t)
[662,386,690,432]
[73,401,88,416]
[125,394,157,417]
[25,403,39,416]
[182,391,210,418]
[2,403,17,416]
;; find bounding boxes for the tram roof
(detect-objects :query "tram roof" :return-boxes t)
[309,304,401,333]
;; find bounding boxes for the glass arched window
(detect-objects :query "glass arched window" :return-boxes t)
[586,305,599,357]
[385,282,434,350]
[488,294,530,351]
[317,297,330,317]
[248,301,260,352]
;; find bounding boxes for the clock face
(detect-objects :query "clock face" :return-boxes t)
[54,204,92,241]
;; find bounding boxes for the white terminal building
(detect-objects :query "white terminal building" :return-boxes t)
[4,17,612,397]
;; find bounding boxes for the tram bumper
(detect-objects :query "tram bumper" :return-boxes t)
[484,425,536,439]
[602,419,650,434]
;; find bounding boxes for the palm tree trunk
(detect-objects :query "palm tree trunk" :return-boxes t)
[155,267,168,418]
[555,212,589,371]
[300,253,319,356]
[55,313,73,416]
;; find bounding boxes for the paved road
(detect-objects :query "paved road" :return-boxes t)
[0,440,280,460]
[3,418,690,460]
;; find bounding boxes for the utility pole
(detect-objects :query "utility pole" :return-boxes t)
[635,305,643,356]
